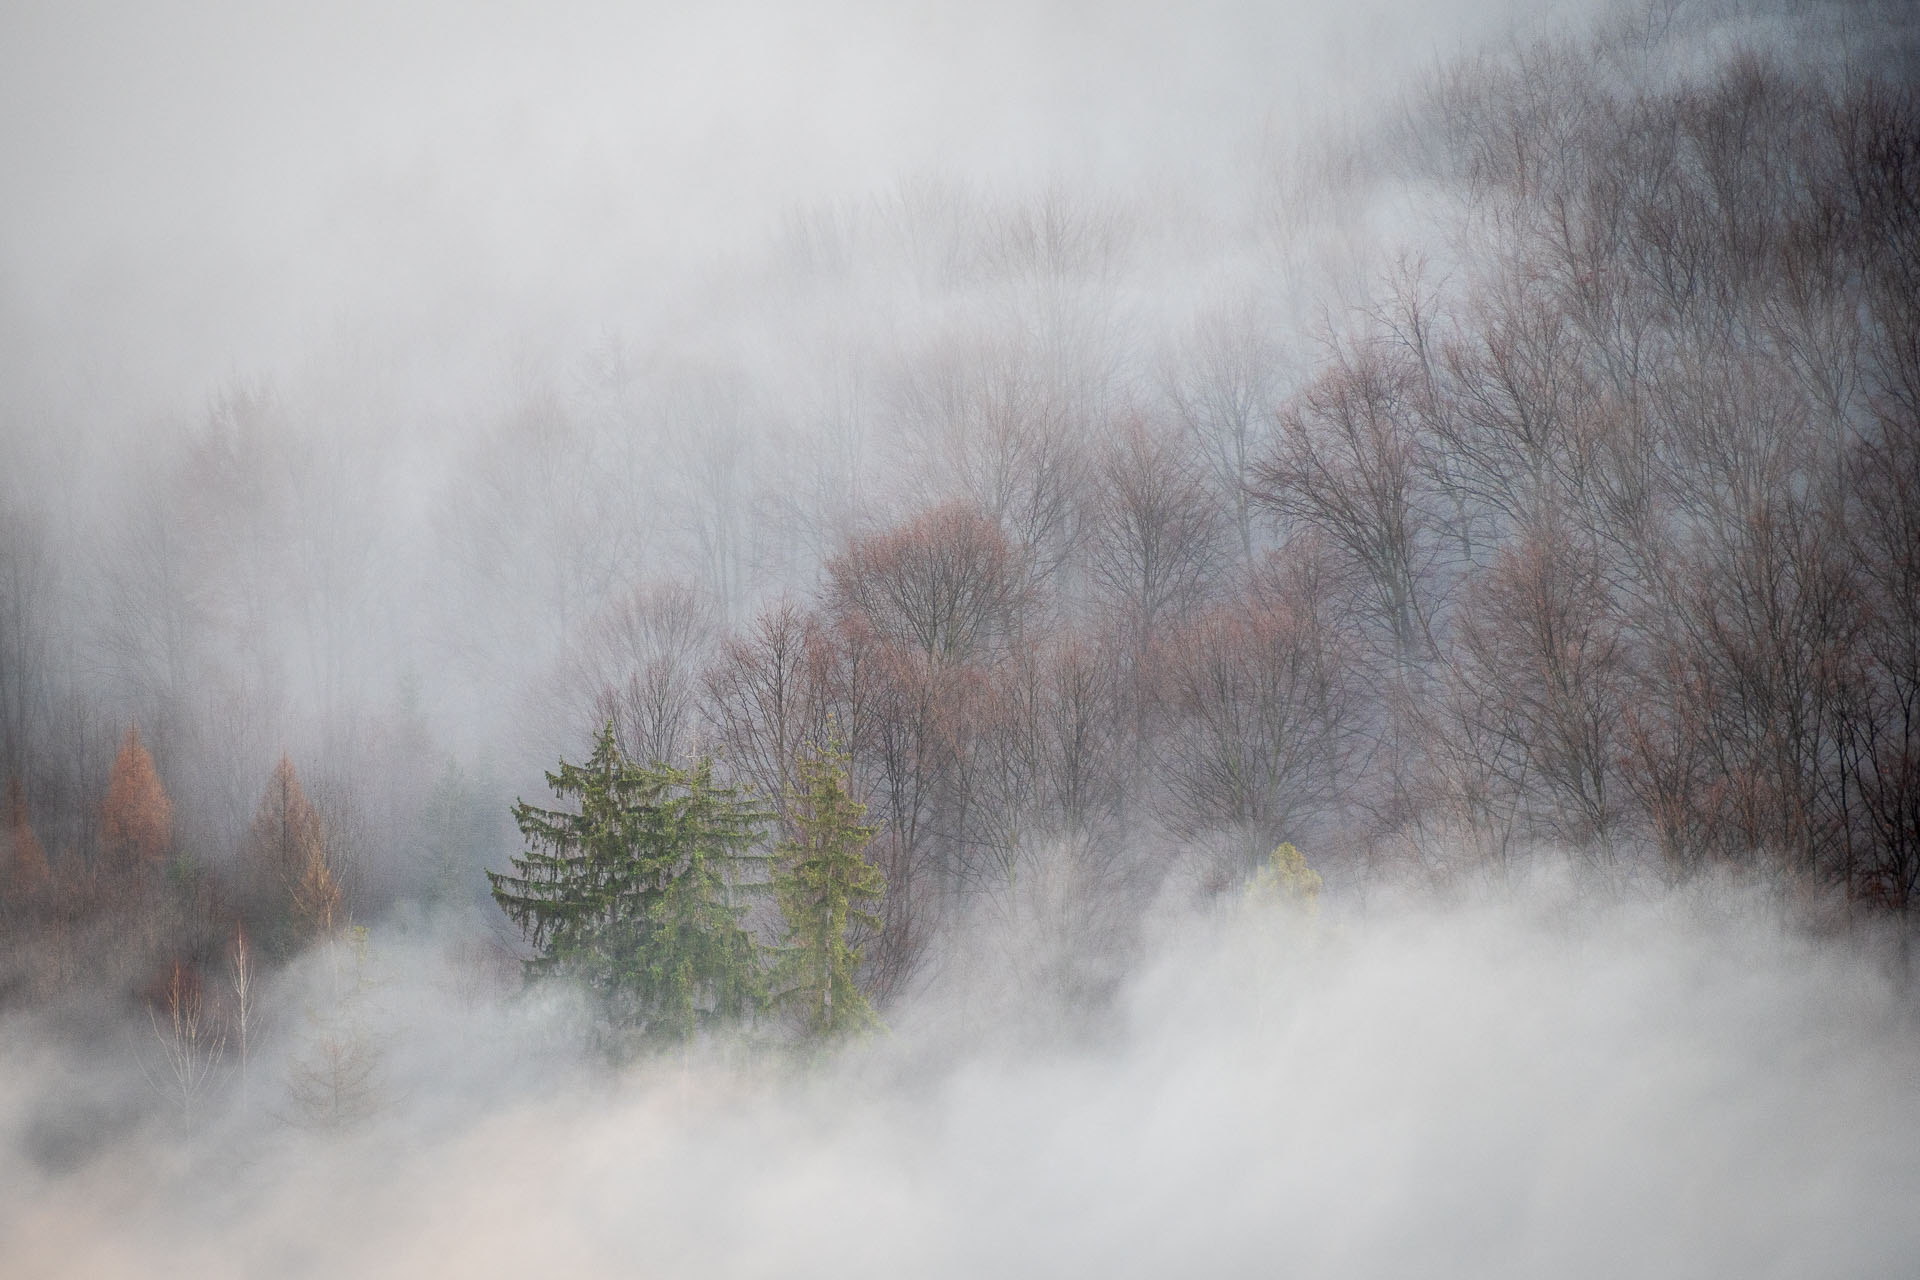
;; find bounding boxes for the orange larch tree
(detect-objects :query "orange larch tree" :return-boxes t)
[101,726,173,870]
[245,755,341,942]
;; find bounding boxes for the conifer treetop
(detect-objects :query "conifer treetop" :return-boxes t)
[490,722,772,1044]
[774,739,885,1040]
[102,725,172,869]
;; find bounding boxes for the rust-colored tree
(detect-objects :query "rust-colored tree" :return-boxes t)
[244,755,342,945]
[957,633,1122,886]
[292,840,343,937]
[101,725,172,871]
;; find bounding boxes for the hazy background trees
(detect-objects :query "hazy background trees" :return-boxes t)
[0,0,1915,1063]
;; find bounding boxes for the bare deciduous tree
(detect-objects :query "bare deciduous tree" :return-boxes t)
[563,581,718,769]
[1154,590,1350,871]
[1164,300,1282,566]
[142,960,226,1125]
[827,502,1026,666]
[1085,420,1227,656]
[1451,519,1630,858]
[1255,341,1434,665]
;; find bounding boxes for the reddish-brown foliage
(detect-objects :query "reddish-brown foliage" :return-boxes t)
[245,754,340,939]
[101,726,172,870]
[827,501,1024,665]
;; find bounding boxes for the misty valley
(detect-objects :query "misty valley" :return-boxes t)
[3,0,1919,1275]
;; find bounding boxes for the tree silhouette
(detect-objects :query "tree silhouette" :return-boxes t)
[101,726,172,870]
[490,723,769,1043]
[244,755,340,946]
[774,740,885,1040]
[828,501,1024,665]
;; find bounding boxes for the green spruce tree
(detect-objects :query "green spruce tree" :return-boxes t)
[774,740,885,1040]
[489,723,769,1044]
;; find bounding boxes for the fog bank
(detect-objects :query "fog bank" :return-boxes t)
[6,875,1917,1278]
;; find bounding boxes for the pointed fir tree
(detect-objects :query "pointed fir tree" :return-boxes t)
[101,725,172,871]
[774,739,885,1040]
[243,755,340,949]
[250,756,325,889]
[489,723,770,1044]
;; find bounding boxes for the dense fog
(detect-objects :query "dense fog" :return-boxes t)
[3,0,1918,1274]
[8,879,1920,1277]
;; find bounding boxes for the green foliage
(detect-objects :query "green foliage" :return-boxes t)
[489,723,770,1044]
[1248,841,1322,913]
[773,741,885,1040]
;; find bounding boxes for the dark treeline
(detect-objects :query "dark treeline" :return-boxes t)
[2,3,1916,1036]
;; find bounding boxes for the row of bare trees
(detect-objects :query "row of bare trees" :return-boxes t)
[539,46,1920,993]
[1257,49,1920,901]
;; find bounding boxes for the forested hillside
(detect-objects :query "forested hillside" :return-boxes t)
[2,1,1918,1273]
[5,0,1914,1008]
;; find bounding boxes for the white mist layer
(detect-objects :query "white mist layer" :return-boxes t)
[0,0,1590,420]
[4,878,1916,1278]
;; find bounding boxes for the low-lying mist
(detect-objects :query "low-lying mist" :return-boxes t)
[5,866,1917,1278]
[6,0,1920,1272]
